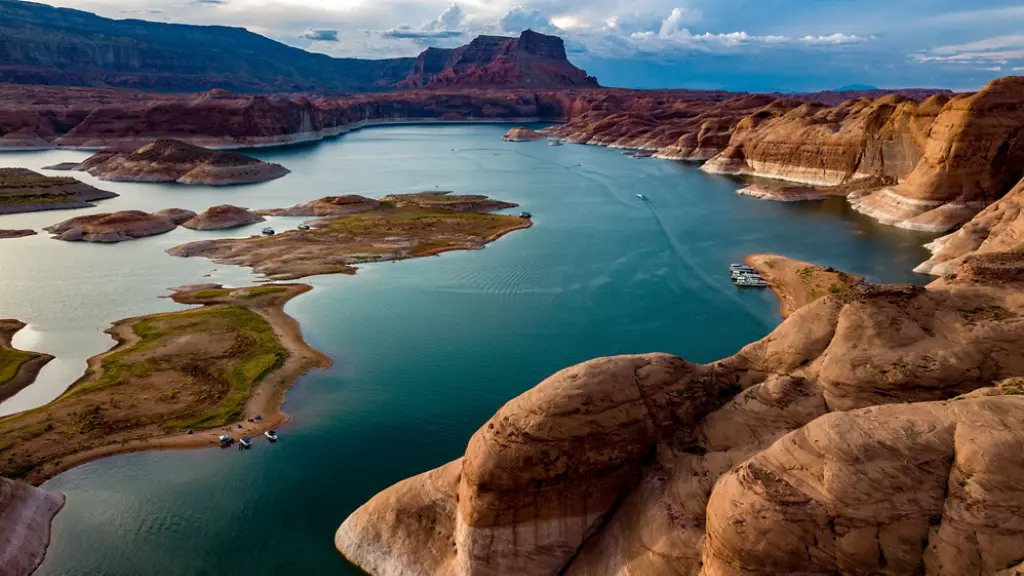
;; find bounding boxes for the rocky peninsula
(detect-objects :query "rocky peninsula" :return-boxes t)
[0,284,329,484]
[169,192,529,280]
[0,320,54,404]
[181,205,265,230]
[45,208,196,242]
[54,140,290,185]
[336,202,1024,574]
[0,477,64,576]
[745,254,864,317]
[0,168,117,215]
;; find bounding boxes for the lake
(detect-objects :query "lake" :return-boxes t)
[0,124,936,574]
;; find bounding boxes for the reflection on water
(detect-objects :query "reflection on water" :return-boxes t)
[0,124,938,575]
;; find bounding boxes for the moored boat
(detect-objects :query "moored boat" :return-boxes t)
[264,430,278,442]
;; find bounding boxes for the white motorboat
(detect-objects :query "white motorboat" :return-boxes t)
[239,436,252,449]
[636,194,647,201]
[264,430,278,442]
[261,227,275,236]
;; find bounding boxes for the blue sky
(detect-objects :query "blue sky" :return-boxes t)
[44,0,1024,91]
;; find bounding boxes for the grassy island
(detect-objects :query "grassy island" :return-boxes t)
[0,168,117,214]
[0,320,54,404]
[0,284,329,484]
[168,191,532,280]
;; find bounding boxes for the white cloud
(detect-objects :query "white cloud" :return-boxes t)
[423,3,463,32]
[498,6,555,34]
[658,7,701,38]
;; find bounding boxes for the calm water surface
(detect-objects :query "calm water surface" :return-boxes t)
[0,125,936,575]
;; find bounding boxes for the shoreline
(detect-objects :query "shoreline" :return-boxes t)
[0,117,556,153]
[15,285,331,485]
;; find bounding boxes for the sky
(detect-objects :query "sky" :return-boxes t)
[40,0,1024,91]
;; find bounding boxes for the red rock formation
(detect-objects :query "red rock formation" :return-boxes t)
[44,209,195,242]
[255,195,381,217]
[78,140,289,185]
[181,205,265,230]
[399,31,598,90]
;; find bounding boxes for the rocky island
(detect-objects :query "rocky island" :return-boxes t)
[0,229,36,239]
[0,320,54,404]
[44,208,196,242]
[254,195,382,217]
[52,140,290,186]
[502,127,547,142]
[169,192,529,280]
[0,168,117,215]
[0,284,329,484]
[336,206,1024,574]
[181,205,265,230]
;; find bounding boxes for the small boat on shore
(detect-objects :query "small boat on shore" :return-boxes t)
[520,212,532,219]
[239,436,252,449]
[297,224,310,231]
[218,434,233,447]
[261,227,275,236]
[264,430,278,442]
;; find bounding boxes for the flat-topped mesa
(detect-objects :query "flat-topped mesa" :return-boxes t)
[181,205,265,230]
[915,175,1024,276]
[399,30,598,89]
[502,127,546,142]
[336,247,1024,575]
[44,208,196,242]
[0,477,65,576]
[255,195,381,217]
[168,192,528,281]
[0,168,117,215]
[0,319,55,404]
[73,140,290,185]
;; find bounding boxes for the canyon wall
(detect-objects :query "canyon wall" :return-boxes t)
[336,232,1024,575]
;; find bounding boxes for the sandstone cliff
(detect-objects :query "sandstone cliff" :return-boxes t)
[0,477,64,576]
[336,243,1024,574]
[502,127,547,142]
[915,176,1024,275]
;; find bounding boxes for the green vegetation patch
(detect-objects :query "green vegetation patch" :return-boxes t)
[0,348,41,385]
[959,305,1017,325]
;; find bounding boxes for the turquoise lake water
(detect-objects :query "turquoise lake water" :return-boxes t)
[0,124,937,574]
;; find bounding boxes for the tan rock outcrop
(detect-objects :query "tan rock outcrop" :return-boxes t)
[337,244,1024,575]
[181,204,265,230]
[502,127,547,141]
[45,209,194,242]
[0,477,64,576]
[915,176,1024,275]
[0,167,117,215]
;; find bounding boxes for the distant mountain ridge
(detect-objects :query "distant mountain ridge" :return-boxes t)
[0,0,597,92]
